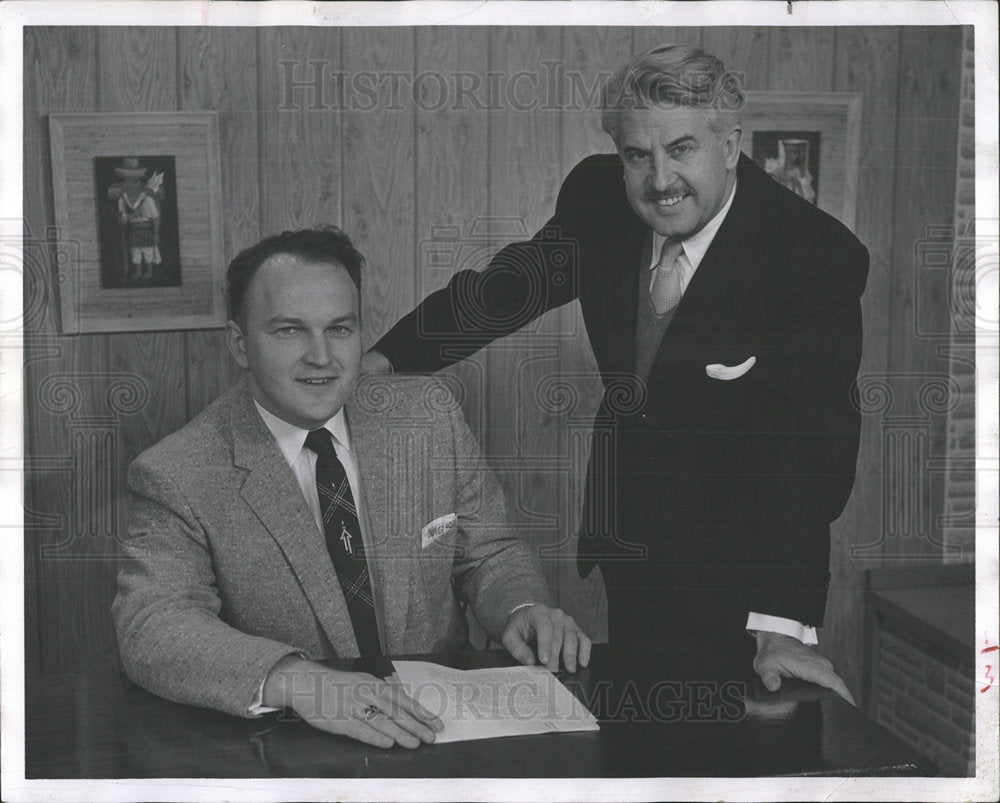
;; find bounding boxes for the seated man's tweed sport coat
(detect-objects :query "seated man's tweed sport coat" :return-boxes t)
[113,375,553,717]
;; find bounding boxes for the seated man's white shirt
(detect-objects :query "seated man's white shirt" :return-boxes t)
[650,180,818,648]
[256,402,361,538]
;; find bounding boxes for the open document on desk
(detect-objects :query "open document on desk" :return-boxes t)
[391,661,599,743]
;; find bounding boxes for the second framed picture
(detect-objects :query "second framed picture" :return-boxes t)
[740,92,862,231]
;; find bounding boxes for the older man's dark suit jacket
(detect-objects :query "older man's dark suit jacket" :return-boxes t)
[375,153,869,641]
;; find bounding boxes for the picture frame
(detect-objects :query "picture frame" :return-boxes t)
[740,92,862,231]
[48,112,224,333]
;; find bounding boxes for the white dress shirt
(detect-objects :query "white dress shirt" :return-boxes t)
[647,179,818,647]
[647,177,738,289]
[254,403,362,538]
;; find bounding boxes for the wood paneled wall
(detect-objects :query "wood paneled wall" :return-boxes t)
[23,27,965,703]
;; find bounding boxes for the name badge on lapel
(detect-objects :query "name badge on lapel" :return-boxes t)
[421,512,457,549]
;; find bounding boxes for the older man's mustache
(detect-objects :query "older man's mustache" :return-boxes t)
[644,186,691,202]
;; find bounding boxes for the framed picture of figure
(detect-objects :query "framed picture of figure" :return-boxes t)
[49,113,224,333]
[94,155,181,290]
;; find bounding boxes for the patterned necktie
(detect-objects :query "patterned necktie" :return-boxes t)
[304,428,382,659]
[650,238,684,315]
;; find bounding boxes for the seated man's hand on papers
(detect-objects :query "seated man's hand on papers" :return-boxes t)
[501,604,592,673]
[262,655,444,748]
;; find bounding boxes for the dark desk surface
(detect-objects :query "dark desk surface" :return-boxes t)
[25,640,935,778]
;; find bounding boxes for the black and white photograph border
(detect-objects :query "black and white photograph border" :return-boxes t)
[1,1,997,802]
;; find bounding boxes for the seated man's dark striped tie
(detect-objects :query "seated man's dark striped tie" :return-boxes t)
[304,428,382,659]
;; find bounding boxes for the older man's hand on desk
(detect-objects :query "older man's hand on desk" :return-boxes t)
[262,655,444,748]
[752,631,856,705]
[501,604,592,674]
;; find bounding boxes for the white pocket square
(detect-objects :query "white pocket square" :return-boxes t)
[421,512,457,549]
[705,356,756,381]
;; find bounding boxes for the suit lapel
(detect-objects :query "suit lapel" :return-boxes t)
[229,385,360,657]
[591,203,647,378]
[345,384,415,651]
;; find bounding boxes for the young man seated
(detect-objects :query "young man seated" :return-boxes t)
[113,227,591,748]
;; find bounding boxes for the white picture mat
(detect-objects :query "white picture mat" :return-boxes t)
[48,112,225,333]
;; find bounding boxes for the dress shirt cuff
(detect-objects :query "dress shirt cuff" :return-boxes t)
[247,680,281,716]
[247,652,306,716]
[504,601,540,627]
[745,612,818,645]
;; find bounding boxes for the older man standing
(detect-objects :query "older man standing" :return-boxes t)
[367,45,868,702]
[113,228,590,748]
